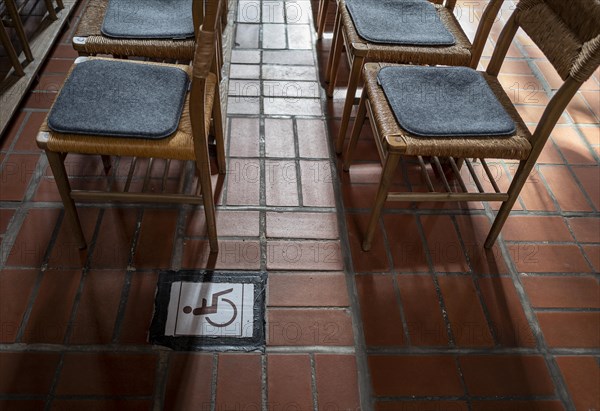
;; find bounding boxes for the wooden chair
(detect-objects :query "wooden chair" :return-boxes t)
[72,0,225,64]
[326,0,504,154]
[0,0,35,76]
[343,0,600,251]
[36,25,225,253]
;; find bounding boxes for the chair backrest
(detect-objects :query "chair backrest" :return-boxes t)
[487,0,600,154]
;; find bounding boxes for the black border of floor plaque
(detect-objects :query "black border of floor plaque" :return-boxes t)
[149,270,267,352]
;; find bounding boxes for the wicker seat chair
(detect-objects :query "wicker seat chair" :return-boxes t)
[36,25,225,253]
[326,0,504,154]
[343,0,600,251]
[72,0,225,63]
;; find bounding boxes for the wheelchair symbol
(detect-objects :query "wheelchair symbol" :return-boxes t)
[182,288,238,328]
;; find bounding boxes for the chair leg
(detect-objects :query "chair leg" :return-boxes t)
[343,87,368,171]
[197,160,218,252]
[485,158,535,248]
[5,0,33,62]
[335,54,365,154]
[43,0,58,20]
[362,151,400,251]
[324,8,342,86]
[317,0,329,40]
[0,20,25,76]
[212,88,227,174]
[101,155,112,175]
[46,150,87,249]
[56,0,65,10]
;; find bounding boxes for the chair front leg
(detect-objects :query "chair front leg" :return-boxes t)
[317,0,329,39]
[485,157,535,248]
[212,88,227,174]
[362,151,400,251]
[335,53,365,154]
[45,150,87,249]
[343,87,368,171]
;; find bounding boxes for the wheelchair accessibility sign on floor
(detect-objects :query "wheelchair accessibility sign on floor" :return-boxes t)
[150,271,267,351]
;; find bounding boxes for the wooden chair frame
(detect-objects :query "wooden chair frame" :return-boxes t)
[343,0,600,251]
[0,0,37,76]
[72,0,225,64]
[326,0,503,154]
[37,26,224,253]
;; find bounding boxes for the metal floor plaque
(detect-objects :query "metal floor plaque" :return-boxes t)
[150,271,267,351]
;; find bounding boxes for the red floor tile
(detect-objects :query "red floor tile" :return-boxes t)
[421,215,470,273]
[471,401,565,411]
[267,308,354,346]
[556,356,600,411]
[582,245,600,272]
[215,354,262,410]
[12,112,46,152]
[266,212,339,239]
[264,118,295,158]
[118,272,158,344]
[69,270,125,344]
[0,154,40,202]
[537,312,600,348]
[509,244,593,273]
[376,401,468,411]
[88,208,138,269]
[438,276,495,347]
[267,354,313,410]
[356,274,405,346]
[571,166,600,210]
[268,272,349,307]
[22,270,81,344]
[314,354,361,410]
[186,210,260,237]
[56,353,157,396]
[0,352,59,395]
[478,277,536,347]
[345,213,390,273]
[182,239,261,270]
[50,400,152,411]
[266,240,343,270]
[567,217,600,243]
[384,214,430,273]
[226,158,260,205]
[501,216,573,242]
[522,275,600,308]
[163,353,213,411]
[0,269,38,343]
[455,215,509,276]
[459,355,555,396]
[0,400,46,411]
[396,274,449,346]
[369,355,463,397]
[552,127,598,165]
[133,209,179,269]
[541,166,594,212]
[0,208,15,234]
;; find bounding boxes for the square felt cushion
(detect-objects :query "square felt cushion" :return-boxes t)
[377,66,516,137]
[101,0,194,39]
[47,59,190,139]
[345,0,455,45]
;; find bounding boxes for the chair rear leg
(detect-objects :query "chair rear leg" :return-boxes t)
[343,87,367,171]
[363,152,400,251]
[325,9,342,86]
[335,54,365,154]
[197,163,218,252]
[0,20,25,76]
[212,88,227,174]
[43,0,58,20]
[317,0,329,40]
[46,150,87,249]
[485,158,534,248]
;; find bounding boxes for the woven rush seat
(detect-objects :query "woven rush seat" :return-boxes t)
[362,62,531,160]
[40,59,216,161]
[72,0,221,60]
[339,0,470,64]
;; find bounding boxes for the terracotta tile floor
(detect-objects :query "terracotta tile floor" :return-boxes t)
[0,0,598,410]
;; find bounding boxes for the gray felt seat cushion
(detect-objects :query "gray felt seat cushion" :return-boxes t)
[345,0,455,46]
[377,66,516,137]
[101,0,194,39]
[47,59,190,139]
